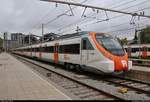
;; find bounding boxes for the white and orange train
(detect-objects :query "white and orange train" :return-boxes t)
[12,31,132,74]
[124,44,150,59]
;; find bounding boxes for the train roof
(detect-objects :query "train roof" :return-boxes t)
[13,31,108,50]
[56,31,89,40]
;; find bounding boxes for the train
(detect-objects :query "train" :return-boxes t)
[12,31,132,74]
[124,44,150,59]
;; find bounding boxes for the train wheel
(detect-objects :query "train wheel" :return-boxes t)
[75,65,83,72]
[65,63,70,70]
[69,64,75,70]
[65,63,75,70]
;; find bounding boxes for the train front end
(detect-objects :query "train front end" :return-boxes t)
[90,32,132,74]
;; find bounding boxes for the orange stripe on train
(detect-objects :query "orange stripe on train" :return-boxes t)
[89,32,128,71]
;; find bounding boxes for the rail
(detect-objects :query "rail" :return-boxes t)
[12,53,150,100]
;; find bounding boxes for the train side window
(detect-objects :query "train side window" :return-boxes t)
[143,47,147,51]
[131,48,140,53]
[35,48,39,52]
[59,44,80,54]
[50,46,54,53]
[131,48,136,53]
[82,38,94,50]
[43,46,54,53]
[148,48,150,51]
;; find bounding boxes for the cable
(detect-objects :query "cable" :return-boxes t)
[30,0,88,33]
[86,5,150,27]
[30,7,57,33]
[107,22,149,33]
[109,0,137,9]
[119,0,150,11]
[54,0,150,33]
[35,0,150,35]
[35,0,138,33]
[44,0,89,26]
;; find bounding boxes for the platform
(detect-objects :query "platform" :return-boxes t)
[132,66,150,72]
[125,65,150,83]
[0,53,71,100]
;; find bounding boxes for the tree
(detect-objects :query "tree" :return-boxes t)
[0,37,3,47]
[119,37,128,45]
[140,26,150,44]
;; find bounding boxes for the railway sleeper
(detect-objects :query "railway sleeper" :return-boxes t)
[63,85,80,89]
[69,87,88,92]
[133,84,149,88]
[91,95,113,100]
[74,90,94,95]
[78,92,100,99]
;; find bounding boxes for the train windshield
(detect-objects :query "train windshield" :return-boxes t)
[96,34,125,56]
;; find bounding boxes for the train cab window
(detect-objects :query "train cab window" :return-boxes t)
[125,48,128,52]
[82,38,94,50]
[96,34,125,56]
[148,48,150,51]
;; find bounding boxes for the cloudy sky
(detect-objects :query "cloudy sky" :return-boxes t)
[0,0,150,39]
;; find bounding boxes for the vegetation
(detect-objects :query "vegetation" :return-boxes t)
[119,38,128,45]
[132,25,150,44]
[0,37,3,47]
[140,25,150,44]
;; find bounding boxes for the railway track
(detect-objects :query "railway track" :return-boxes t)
[13,54,150,100]
[103,76,150,95]
[133,63,150,67]
[13,54,120,100]
[132,59,150,67]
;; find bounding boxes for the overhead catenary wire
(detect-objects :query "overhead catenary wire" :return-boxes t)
[59,11,150,35]
[119,0,150,11]
[82,5,150,29]
[53,0,150,34]
[33,0,139,33]
[41,0,150,18]
[44,0,89,25]
[56,6,150,34]
[31,0,150,36]
[29,0,88,33]
[37,0,150,34]
[51,0,136,32]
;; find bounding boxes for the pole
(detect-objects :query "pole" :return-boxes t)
[29,33,31,45]
[42,24,44,43]
[139,32,141,59]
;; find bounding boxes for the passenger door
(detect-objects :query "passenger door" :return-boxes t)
[54,43,59,64]
[142,46,148,58]
[81,38,94,65]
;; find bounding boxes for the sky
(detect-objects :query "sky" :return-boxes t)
[0,0,150,40]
